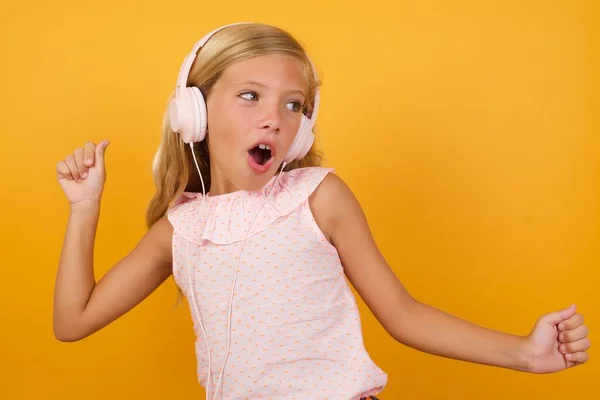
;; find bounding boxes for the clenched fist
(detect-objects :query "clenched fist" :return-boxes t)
[56,140,110,206]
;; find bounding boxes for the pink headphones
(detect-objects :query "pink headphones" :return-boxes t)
[168,22,320,164]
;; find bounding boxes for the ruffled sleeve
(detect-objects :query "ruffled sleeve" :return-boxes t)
[166,166,334,245]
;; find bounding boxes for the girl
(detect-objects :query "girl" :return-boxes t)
[53,22,590,400]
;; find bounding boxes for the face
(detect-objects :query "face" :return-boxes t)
[205,54,309,194]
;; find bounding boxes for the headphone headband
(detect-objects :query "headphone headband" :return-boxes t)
[175,22,252,94]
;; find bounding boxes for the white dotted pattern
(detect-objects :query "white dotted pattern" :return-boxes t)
[167,167,387,399]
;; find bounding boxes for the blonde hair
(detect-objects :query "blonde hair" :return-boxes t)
[146,23,323,229]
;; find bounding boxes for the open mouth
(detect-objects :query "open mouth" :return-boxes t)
[248,143,273,166]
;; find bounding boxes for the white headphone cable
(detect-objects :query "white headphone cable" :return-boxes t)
[186,141,287,400]
[212,161,287,400]
[185,142,213,400]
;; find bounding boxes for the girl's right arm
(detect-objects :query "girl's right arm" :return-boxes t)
[53,140,174,342]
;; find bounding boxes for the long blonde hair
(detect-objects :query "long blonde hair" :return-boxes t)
[146,23,323,228]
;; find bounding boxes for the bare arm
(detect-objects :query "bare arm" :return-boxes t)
[309,173,531,372]
[53,201,173,342]
[53,140,175,342]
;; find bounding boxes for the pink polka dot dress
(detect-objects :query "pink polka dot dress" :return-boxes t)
[167,167,387,399]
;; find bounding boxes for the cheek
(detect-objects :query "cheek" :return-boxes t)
[207,126,249,164]
[283,116,302,144]
[207,108,244,145]
[212,102,250,129]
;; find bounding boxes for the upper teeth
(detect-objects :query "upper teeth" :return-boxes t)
[258,144,271,150]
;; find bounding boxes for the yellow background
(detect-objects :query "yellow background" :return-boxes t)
[1,0,598,398]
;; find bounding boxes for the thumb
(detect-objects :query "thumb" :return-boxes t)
[95,140,110,165]
[540,304,577,327]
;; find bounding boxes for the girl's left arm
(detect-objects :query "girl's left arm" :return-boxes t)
[310,173,590,374]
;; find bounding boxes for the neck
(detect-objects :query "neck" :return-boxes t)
[208,162,240,197]
[206,160,285,197]
[209,180,240,197]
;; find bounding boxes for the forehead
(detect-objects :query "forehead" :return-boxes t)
[220,54,308,92]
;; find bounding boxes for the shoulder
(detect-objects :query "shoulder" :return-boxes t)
[309,170,352,203]
[277,166,334,189]
[148,215,174,260]
[308,169,362,244]
[282,166,344,205]
[152,214,175,236]
[268,166,336,215]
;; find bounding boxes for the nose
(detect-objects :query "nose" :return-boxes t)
[258,103,282,132]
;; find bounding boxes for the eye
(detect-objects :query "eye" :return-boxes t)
[239,91,304,113]
[239,91,258,101]
[286,101,304,113]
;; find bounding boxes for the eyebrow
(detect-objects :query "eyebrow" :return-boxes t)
[235,80,306,97]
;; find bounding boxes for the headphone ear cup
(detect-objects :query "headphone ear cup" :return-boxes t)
[292,115,315,161]
[169,87,207,143]
[284,115,308,163]
[296,131,314,160]
[189,86,207,142]
[169,92,191,142]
